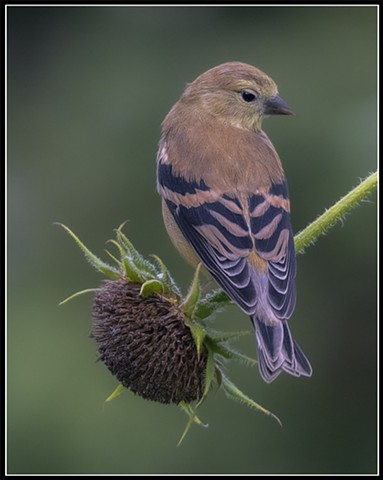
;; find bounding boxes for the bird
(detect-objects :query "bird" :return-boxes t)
[156,61,312,382]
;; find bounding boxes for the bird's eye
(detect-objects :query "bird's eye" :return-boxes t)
[240,90,258,103]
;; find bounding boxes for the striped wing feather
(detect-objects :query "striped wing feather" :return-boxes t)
[158,163,296,320]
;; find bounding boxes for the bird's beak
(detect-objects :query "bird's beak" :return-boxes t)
[264,95,294,115]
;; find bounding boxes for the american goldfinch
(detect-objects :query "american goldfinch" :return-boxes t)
[156,62,312,382]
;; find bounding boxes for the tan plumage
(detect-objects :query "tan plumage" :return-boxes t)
[160,62,285,190]
[156,62,312,382]
[162,200,200,267]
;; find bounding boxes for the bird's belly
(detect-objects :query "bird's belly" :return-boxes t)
[162,200,201,268]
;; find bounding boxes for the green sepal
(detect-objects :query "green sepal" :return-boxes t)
[104,249,123,269]
[207,340,257,367]
[59,288,99,306]
[150,254,181,297]
[221,374,282,427]
[214,364,223,389]
[206,329,252,343]
[182,263,202,319]
[116,225,158,280]
[56,223,119,279]
[107,239,142,283]
[178,401,208,446]
[197,343,215,406]
[194,288,233,321]
[139,279,164,297]
[188,322,206,359]
[105,383,125,402]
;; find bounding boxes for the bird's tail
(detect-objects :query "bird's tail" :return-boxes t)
[252,316,312,383]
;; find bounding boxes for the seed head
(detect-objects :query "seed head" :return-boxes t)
[91,279,207,404]
[59,223,279,443]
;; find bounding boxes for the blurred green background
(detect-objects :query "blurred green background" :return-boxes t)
[7,6,377,474]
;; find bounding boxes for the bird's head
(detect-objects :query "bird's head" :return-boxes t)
[180,62,293,131]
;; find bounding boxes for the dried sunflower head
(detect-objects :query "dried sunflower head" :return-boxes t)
[92,279,207,404]
[58,223,280,443]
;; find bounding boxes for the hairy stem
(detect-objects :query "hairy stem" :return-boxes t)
[294,171,377,254]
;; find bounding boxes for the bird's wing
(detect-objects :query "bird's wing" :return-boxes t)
[158,163,296,319]
[249,182,296,320]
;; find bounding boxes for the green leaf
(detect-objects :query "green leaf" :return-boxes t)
[105,383,125,402]
[221,374,282,426]
[59,288,99,306]
[182,263,202,319]
[139,279,164,297]
[56,223,119,279]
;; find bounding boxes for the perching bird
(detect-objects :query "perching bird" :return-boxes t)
[156,61,312,382]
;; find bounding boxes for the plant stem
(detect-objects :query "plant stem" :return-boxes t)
[294,171,377,254]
